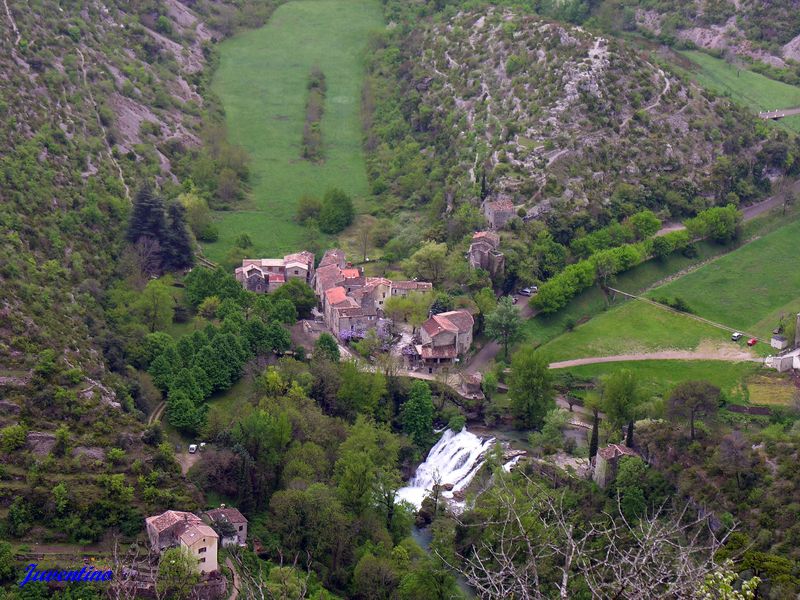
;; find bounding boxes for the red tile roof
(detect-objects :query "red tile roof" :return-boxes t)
[145,510,203,534]
[487,198,514,211]
[325,286,349,305]
[416,344,458,359]
[342,268,361,279]
[437,310,474,333]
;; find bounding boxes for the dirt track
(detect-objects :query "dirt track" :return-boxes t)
[550,350,762,369]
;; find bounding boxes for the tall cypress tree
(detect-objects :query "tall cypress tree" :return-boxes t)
[126,184,166,244]
[161,202,195,271]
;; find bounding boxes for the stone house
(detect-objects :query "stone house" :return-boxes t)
[235,251,315,293]
[389,280,433,297]
[483,197,515,229]
[203,506,248,548]
[468,231,505,278]
[145,510,219,574]
[414,310,474,369]
[592,444,639,489]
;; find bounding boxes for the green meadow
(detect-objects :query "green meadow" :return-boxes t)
[648,218,800,338]
[205,0,383,261]
[538,300,731,361]
[680,50,800,133]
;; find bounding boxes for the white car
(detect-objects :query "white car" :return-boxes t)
[188,444,198,454]
[731,332,743,342]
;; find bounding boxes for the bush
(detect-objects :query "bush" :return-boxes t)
[318,188,354,234]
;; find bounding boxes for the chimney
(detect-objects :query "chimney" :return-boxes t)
[795,313,800,348]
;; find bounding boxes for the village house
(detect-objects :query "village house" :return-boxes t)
[313,249,432,339]
[234,251,315,293]
[592,444,639,489]
[483,197,516,229]
[468,231,505,278]
[412,309,474,370]
[389,280,434,297]
[145,510,219,574]
[203,506,248,548]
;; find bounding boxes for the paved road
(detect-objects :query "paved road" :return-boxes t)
[550,350,762,369]
[759,107,800,120]
[464,296,536,376]
[656,180,799,237]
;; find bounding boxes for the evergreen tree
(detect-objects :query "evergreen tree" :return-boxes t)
[315,332,340,362]
[126,184,166,245]
[161,202,195,271]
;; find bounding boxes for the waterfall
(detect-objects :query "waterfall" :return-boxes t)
[397,428,497,510]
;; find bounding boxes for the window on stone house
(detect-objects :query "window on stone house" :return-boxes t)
[199,558,205,564]
[238,526,243,531]
[199,547,207,553]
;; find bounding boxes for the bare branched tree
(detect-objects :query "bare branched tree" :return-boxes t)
[107,534,141,600]
[440,473,730,600]
[229,548,311,600]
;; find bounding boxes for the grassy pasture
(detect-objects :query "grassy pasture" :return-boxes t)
[538,300,733,361]
[646,218,800,338]
[679,50,800,133]
[205,0,383,261]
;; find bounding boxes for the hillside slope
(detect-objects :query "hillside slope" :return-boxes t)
[0,0,277,544]
[366,8,786,237]
[610,0,800,68]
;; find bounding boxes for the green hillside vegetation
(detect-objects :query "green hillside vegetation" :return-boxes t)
[205,0,383,262]
[648,218,800,337]
[680,50,800,133]
[539,300,738,361]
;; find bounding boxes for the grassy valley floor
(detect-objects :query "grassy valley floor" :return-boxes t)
[205,0,383,261]
[646,217,800,338]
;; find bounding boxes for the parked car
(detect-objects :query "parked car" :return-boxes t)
[188,444,198,454]
[519,286,538,296]
[747,338,758,347]
[731,332,743,342]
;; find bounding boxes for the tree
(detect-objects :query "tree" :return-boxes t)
[296,194,321,223]
[626,210,661,240]
[156,547,200,600]
[161,203,195,271]
[338,362,386,419]
[315,332,340,362]
[126,184,166,245]
[446,473,731,600]
[508,349,554,429]
[272,278,317,318]
[358,220,373,262]
[0,541,15,582]
[404,241,448,284]
[401,380,435,447]
[136,279,175,333]
[166,390,204,435]
[485,296,523,361]
[602,369,640,446]
[473,287,497,334]
[318,187,354,233]
[719,430,753,490]
[667,380,721,440]
[1,424,27,453]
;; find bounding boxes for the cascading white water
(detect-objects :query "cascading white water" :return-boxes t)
[397,428,497,510]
